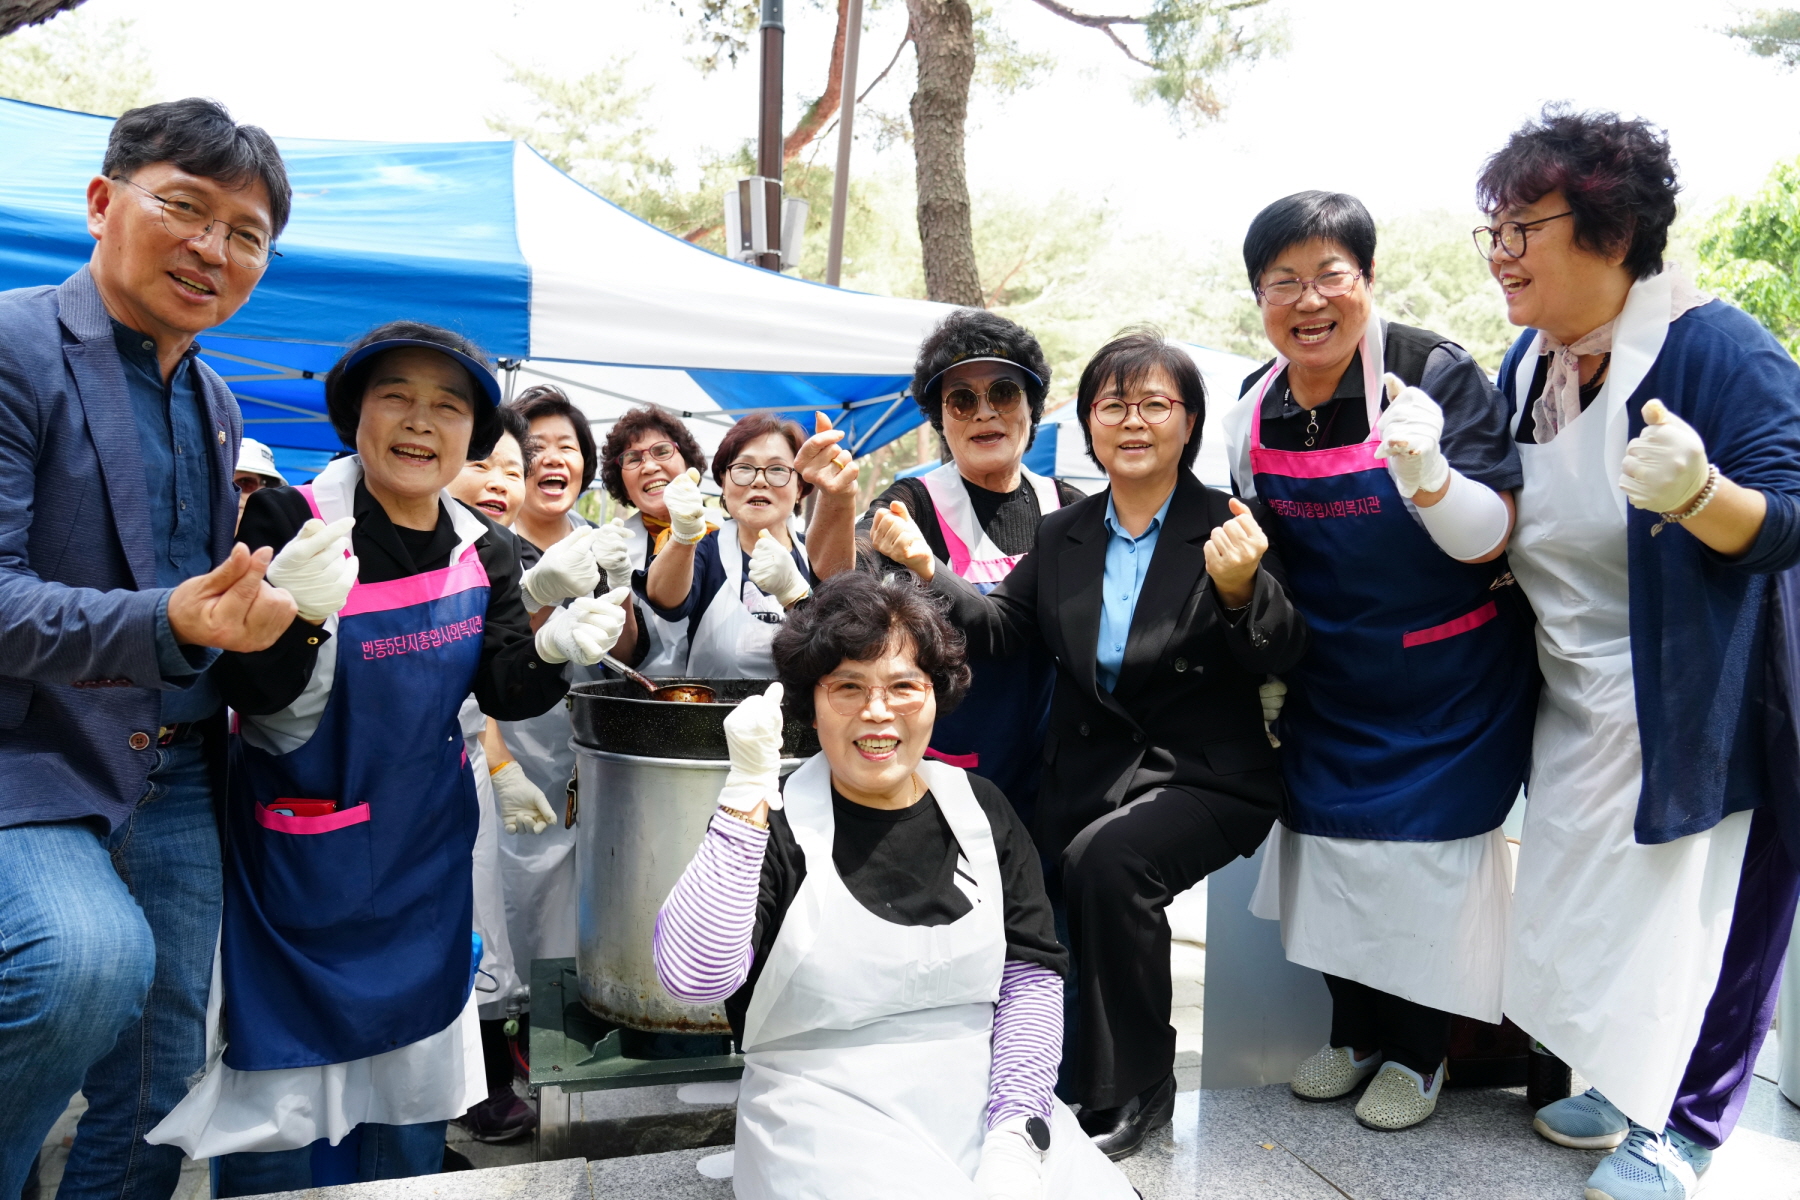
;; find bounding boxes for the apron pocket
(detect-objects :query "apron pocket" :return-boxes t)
[252,802,377,929]
[1401,600,1498,648]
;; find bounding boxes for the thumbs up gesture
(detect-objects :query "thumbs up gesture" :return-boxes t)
[1620,399,1709,513]
[1205,497,1268,609]
[664,468,710,545]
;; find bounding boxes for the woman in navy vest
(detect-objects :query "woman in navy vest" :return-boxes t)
[1222,191,1536,1132]
[1478,107,1800,1200]
[148,322,631,1193]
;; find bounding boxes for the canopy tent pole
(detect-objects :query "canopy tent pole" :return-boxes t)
[825,0,864,287]
[755,0,786,272]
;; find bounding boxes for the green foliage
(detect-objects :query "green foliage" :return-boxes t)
[673,0,759,75]
[1697,156,1800,356]
[1724,8,1800,69]
[973,1,1056,95]
[0,9,159,116]
[488,58,677,209]
[1372,211,1514,371]
[1136,0,1284,124]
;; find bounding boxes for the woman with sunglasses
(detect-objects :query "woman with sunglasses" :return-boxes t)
[646,416,818,679]
[1475,109,1800,1200]
[842,311,1085,833]
[652,572,1134,1199]
[1219,191,1536,1132]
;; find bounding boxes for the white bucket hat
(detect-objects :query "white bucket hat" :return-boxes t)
[234,437,287,486]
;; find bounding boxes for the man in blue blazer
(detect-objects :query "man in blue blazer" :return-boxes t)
[0,99,298,1199]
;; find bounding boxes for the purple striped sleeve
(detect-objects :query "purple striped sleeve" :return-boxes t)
[987,958,1063,1128]
[653,813,769,1004]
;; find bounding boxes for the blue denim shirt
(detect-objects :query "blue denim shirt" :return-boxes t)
[1095,486,1175,692]
[116,322,221,722]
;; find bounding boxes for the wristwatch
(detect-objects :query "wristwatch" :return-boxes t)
[1024,1115,1051,1156]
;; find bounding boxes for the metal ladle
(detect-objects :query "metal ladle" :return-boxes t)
[598,653,717,704]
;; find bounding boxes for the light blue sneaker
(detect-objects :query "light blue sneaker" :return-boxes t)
[1535,1088,1629,1150]
[1583,1124,1712,1200]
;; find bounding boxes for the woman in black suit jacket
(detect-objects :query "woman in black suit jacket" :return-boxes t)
[873,328,1307,1160]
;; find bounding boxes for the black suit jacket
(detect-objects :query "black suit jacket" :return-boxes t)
[930,472,1308,862]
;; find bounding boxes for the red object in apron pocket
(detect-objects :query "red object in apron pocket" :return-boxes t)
[252,801,376,929]
[1402,601,1498,649]
[265,798,341,819]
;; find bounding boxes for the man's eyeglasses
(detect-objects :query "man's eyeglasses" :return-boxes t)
[619,440,679,470]
[1091,395,1180,426]
[1257,269,1361,307]
[114,177,279,270]
[233,475,271,497]
[818,677,933,716]
[944,379,1026,422]
[726,462,795,488]
[1472,212,1573,262]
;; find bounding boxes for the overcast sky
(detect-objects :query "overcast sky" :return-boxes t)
[77,0,1800,256]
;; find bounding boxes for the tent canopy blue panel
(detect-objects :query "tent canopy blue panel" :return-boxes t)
[687,369,924,457]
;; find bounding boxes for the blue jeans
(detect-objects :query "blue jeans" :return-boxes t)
[0,736,220,1200]
[212,1122,446,1197]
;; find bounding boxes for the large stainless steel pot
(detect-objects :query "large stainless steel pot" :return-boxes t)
[569,679,816,1033]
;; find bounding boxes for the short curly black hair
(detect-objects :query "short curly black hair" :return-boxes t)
[598,406,706,506]
[1476,104,1680,281]
[509,385,598,493]
[911,309,1051,439]
[772,571,972,724]
[324,321,502,460]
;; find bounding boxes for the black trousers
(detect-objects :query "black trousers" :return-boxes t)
[1061,785,1257,1109]
[1324,974,1452,1075]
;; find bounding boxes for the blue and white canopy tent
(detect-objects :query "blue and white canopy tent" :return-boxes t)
[0,97,955,482]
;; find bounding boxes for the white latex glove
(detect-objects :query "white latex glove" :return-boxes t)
[534,588,630,666]
[265,517,358,622]
[521,526,601,611]
[1374,373,1449,499]
[665,468,709,546]
[593,517,635,591]
[719,682,786,812]
[1621,399,1710,512]
[492,760,557,835]
[972,1118,1044,1200]
[1259,674,1287,749]
[748,528,811,607]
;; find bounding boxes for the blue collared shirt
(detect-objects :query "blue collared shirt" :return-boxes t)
[1095,487,1175,692]
[117,322,221,722]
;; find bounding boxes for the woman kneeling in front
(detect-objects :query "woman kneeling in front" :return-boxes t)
[653,571,1134,1199]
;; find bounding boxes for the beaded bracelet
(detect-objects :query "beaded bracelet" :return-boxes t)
[1652,464,1721,537]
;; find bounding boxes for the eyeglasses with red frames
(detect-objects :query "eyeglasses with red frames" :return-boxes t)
[817,676,933,716]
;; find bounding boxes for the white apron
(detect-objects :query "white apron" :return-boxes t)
[461,695,524,1014]
[1502,268,1752,1130]
[685,519,808,681]
[624,510,692,677]
[732,756,1132,1200]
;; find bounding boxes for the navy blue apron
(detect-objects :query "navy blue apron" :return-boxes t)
[916,464,1061,826]
[222,487,486,1070]
[1247,353,1534,841]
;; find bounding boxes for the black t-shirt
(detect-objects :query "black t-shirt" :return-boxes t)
[856,472,1087,570]
[723,771,1068,1034]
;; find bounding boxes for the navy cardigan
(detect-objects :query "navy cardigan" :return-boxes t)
[1499,299,1800,849]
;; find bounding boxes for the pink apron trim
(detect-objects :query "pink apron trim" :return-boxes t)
[255,802,371,834]
[924,747,981,769]
[1402,601,1498,648]
[1250,440,1381,479]
[340,544,487,617]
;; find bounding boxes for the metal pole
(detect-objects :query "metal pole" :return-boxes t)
[756,0,785,271]
[824,0,863,287]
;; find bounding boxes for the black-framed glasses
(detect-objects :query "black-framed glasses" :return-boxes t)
[1472,212,1573,261]
[1091,395,1179,426]
[818,676,933,716]
[114,176,279,269]
[1256,269,1362,307]
[619,440,678,470]
[944,379,1025,422]
[726,462,795,487]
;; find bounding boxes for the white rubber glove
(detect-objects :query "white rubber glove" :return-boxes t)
[719,682,786,812]
[665,468,709,546]
[266,517,358,622]
[534,588,630,666]
[748,529,811,607]
[1374,373,1450,499]
[1259,674,1287,749]
[593,517,635,591]
[972,1118,1044,1200]
[492,760,557,835]
[1621,399,1710,512]
[521,526,601,612]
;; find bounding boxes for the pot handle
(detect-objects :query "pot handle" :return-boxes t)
[564,762,579,829]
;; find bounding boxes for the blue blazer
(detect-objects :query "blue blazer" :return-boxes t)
[1499,300,1800,848]
[0,267,243,832]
